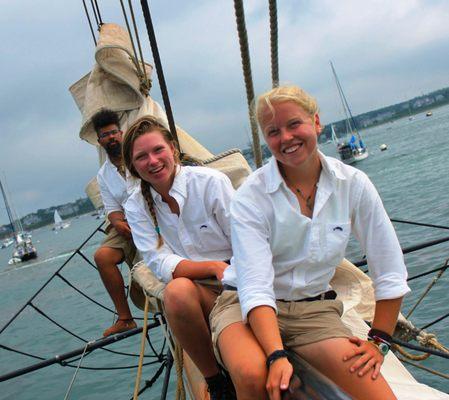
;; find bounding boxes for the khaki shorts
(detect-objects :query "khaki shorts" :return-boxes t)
[210,290,351,366]
[101,226,140,267]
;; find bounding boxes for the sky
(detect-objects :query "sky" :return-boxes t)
[0,0,448,225]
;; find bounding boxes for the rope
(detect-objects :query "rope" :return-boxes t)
[391,218,449,231]
[233,0,263,168]
[89,0,100,28]
[396,356,449,380]
[393,344,430,361]
[63,341,92,400]
[421,310,449,330]
[119,0,149,95]
[127,0,150,94]
[406,259,448,318]
[82,0,97,46]
[174,341,186,400]
[140,0,180,149]
[202,148,242,164]
[269,0,279,87]
[133,297,150,399]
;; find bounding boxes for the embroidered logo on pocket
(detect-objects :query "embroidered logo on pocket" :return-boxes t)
[333,226,343,231]
[200,225,208,229]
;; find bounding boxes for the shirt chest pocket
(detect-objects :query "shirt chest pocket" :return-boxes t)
[195,219,227,251]
[325,222,351,257]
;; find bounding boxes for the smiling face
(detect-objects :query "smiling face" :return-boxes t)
[261,101,321,172]
[131,130,177,191]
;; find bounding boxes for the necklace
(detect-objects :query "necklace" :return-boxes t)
[295,184,317,212]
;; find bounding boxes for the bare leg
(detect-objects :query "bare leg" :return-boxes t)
[292,337,396,400]
[218,322,268,399]
[163,278,219,378]
[94,246,135,336]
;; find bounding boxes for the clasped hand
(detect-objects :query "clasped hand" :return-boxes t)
[266,358,293,400]
[343,336,384,379]
[113,220,132,239]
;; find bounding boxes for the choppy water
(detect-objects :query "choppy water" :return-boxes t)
[1,105,449,398]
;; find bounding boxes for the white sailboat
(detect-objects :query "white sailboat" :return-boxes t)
[330,61,369,163]
[53,209,70,231]
[0,178,37,264]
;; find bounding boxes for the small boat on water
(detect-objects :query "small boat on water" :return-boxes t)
[0,238,14,249]
[0,178,37,264]
[52,209,70,231]
[330,61,369,164]
[426,111,433,117]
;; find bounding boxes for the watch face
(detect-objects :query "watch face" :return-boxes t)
[378,342,389,356]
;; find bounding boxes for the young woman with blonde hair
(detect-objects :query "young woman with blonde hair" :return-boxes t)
[122,116,236,399]
[210,85,409,399]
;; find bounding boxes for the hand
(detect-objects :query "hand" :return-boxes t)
[343,336,384,380]
[209,261,229,280]
[266,357,293,400]
[113,220,132,239]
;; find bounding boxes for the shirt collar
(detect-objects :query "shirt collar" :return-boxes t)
[150,165,186,202]
[264,151,346,194]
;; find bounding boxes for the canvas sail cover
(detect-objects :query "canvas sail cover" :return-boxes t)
[69,23,251,195]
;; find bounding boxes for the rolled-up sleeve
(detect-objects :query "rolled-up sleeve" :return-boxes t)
[231,195,276,322]
[97,173,122,215]
[126,200,185,283]
[352,174,410,300]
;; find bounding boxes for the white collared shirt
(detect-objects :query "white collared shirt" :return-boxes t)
[97,158,138,215]
[223,152,410,322]
[125,166,235,283]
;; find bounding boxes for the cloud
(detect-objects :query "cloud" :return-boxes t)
[1,0,448,224]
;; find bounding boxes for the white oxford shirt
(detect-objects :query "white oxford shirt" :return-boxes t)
[222,153,410,322]
[125,166,235,283]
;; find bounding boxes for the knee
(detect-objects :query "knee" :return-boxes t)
[94,247,120,269]
[229,359,267,395]
[163,278,197,316]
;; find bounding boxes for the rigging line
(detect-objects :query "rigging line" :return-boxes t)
[391,218,449,231]
[130,359,167,400]
[119,0,145,82]
[0,222,105,336]
[233,0,263,169]
[331,62,359,136]
[408,264,449,282]
[29,302,152,358]
[396,356,449,381]
[355,235,449,269]
[406,260,448,319]
[420,310,449,331]
[140,0,180,150]
[0,323,159,382]
[391,337,449,359]
[146,331,163,361]
[89,0,100,28]
[82,0,97,46]
[269,0,279,88]
[77,249,98,270]
[55,272,143,321]
[63,341,91,400]
[0,344,45,361]
[93,0,103,26]
[127,0,149,88]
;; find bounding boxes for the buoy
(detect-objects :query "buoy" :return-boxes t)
[379,144,388,151]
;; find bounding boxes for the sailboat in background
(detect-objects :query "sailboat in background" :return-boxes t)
[53,209,70,231]
[330,61,369,163]
[0,178,37,264]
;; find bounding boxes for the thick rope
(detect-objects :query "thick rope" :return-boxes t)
[133,297,150,400]
[233,0,263,168]
[202,148,242,164]
[174,341,186,400]
[269,0,279,87]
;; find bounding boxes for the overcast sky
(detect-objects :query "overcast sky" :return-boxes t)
[1,0,448,225]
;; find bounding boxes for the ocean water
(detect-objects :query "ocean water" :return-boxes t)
[1,105,449,398]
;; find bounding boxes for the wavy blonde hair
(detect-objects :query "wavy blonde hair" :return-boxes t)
[255,85,320,130]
